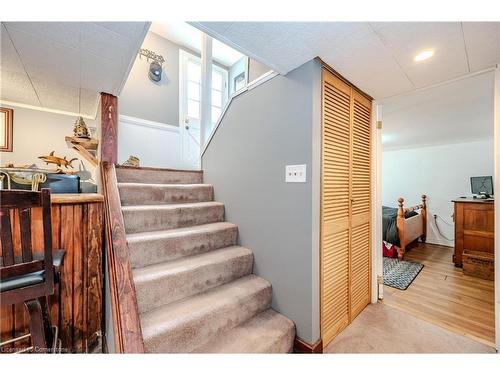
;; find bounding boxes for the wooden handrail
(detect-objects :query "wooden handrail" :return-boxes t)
[101,161,144,353]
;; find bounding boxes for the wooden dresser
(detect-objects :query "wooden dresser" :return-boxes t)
[452,198,494,270]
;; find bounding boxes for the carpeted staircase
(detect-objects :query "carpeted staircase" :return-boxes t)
[116,166,295,353]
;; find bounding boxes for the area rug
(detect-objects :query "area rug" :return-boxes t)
[383,258,424,290]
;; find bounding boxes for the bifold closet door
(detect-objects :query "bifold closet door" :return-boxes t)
[320,68,372,346]
[350,90,372,320]
[320,70,352,345]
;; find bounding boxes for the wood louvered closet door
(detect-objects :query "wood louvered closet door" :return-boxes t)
[320,68,372,346]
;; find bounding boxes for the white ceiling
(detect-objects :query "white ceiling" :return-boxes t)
[150,21,244,67]
[193,22,500,99]
[381,71,494,150]
[0,22,149,117]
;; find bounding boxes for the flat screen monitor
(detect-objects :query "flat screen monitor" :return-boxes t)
[470,176,493,197]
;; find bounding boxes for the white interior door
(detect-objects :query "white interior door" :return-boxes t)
[180,50,229,170]
[180,51,202,169]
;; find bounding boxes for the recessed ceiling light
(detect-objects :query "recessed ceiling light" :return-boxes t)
[414,50,434,62]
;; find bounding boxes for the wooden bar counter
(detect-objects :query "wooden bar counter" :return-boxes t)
[1,193,103,353]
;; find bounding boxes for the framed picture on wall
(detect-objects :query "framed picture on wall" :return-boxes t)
[0,107,13,152]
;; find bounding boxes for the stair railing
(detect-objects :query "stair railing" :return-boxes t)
[101,161,145,353]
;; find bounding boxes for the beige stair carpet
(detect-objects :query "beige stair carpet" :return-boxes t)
[116,166,295,353]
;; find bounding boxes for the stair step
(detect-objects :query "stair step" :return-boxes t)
[118,183,214,206]
[134,246,253,314]
[192,309,295,353]
[116,166,203,184]
[122,202,224,234]
[140,275,272,353]
[127,222,238,268]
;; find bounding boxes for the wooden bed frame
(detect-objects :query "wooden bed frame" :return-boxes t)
[396,194,427,260]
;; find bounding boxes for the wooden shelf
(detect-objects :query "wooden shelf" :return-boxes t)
[65,136,98,150]
[65,136,99,167]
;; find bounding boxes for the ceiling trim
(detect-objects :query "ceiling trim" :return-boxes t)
[378,66,496,104]
[115,22,152,95]
[0,99,96,120]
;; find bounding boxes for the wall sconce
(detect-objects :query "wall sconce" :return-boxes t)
[139,48,165,83]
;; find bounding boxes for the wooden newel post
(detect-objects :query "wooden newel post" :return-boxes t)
[396,197,405,260]
[100,93,118,164]
[421,194,427,243]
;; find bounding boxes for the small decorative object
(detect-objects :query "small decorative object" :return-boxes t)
[0,107,13,152]
[122,155,140,167]
[38,151,78,169]
[73,116,90,139]
[149,60,162,82]
[139,48,165,83]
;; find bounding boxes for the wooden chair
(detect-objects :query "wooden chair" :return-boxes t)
[0,189,64,353]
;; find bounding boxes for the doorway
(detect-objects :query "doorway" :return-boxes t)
[179,49,228,169]
[371,69,498,350]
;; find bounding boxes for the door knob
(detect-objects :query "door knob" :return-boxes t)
[185,125,189,130]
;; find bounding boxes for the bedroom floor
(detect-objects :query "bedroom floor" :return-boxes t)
[383,243,495,347]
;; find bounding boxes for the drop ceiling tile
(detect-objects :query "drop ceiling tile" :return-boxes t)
[7,26,81,88]
[0,68,40,105]
[80,88,100,118]
[462,22,500,71]
[4,22,82,50]
[318,24,414,98]
[95,22,148,40]
[81,53,122,95]
[1,24,25,74]
[214,23,294,72]
[31,77,79,112]
[370,22,469,87]
[81,23,133,64]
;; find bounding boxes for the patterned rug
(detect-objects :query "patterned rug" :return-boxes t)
[383,258,424,290]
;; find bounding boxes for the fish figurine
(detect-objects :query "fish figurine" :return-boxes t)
[38,151,78,169]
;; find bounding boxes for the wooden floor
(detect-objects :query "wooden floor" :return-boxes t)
[383,243,495,347]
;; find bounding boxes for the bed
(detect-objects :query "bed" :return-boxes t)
[383,195,427,260]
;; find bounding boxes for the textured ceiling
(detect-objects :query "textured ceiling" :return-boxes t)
[382,71,494,150]
[149,21,244,67]
[0,22,149,117]
[193,22,500,99]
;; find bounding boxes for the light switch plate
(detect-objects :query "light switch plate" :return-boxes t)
[286,164,307,183]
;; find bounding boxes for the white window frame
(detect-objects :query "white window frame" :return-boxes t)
[179,50,229,128]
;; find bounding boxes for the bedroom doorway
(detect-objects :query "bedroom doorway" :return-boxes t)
[372,69,498,349]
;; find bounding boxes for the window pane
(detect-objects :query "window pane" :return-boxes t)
[212,71,222,90]
[188,81,200,101]
[188,99,200,119]
[211,89,222,107]
[187,61,201,82]
[211,106,221,124]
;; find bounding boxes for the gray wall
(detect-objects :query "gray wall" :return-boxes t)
[202,59,321,344]
[248,58,272,82]
[120,32,180,126]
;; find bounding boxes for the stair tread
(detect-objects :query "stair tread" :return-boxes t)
[192,309,295,353]
[140,274,270,339]
[126,222,237,242]
[122,201,223,212]
[133,245,252,284]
